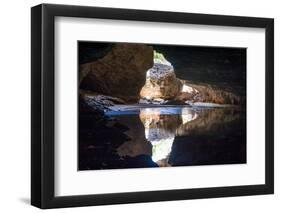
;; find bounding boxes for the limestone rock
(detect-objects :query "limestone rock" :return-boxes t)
[140,63,182,101]
[179,81,243,105]
[79,90,126,113]
[80,43,153,103]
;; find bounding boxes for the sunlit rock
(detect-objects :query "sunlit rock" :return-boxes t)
[182,84,196,93]
[139,51,201,104]
[140,52,182,101]
[139,97,168,105]
[180,81,244,105]
[79,90,126,113]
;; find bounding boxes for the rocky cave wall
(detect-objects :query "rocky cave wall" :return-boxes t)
[79,43,153,103]
[79,42,246,106]
[153,45,246,104]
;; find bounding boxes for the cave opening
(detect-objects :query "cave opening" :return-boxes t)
[139,50,199,106]
[137,50,203,165]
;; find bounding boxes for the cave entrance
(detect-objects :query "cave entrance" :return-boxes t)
[136,50,200,166]
[139,50,199,105]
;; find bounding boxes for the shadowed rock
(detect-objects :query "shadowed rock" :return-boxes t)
[80,43,153,102]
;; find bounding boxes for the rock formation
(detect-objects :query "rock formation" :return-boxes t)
[139,52,185,104]
[79,90,126,113]
[180,81,243,105]
[139,52,243,105]
[79,43,245,106]
[80,43,153,102]
[140,62,182,101]
[152,45,246,105]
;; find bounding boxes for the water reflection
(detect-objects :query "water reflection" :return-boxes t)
[79,106,246,170]
[139,107,198,165]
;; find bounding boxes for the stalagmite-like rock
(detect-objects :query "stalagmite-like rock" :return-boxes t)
[140,57,182,102]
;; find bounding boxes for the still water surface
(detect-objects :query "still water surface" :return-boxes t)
[79,105,246,170]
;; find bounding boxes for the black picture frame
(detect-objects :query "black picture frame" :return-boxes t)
[31,3,274,209]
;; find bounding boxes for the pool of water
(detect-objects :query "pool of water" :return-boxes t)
[79,105,246,170]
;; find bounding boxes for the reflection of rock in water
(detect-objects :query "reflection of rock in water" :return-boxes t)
[116,115,152,158]
[139,107,198,166]
[170,109,246,166]
[116,107,244,167]
[176,108,241,137]
[140,62,182,101]
[150,138,174,165]
[139,108,181,141]
[79,106,245,170]
[79,111,158,170]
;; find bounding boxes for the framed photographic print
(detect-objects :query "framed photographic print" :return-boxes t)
[31,3,274,209]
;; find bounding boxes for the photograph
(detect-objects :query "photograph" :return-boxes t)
[78,42,247,170]
[29,2,274,209]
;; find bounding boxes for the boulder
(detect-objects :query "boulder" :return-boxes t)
[140,62,182,101]
[79,43,153,103]
[179,81,243,105]
[79,90,126,113]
